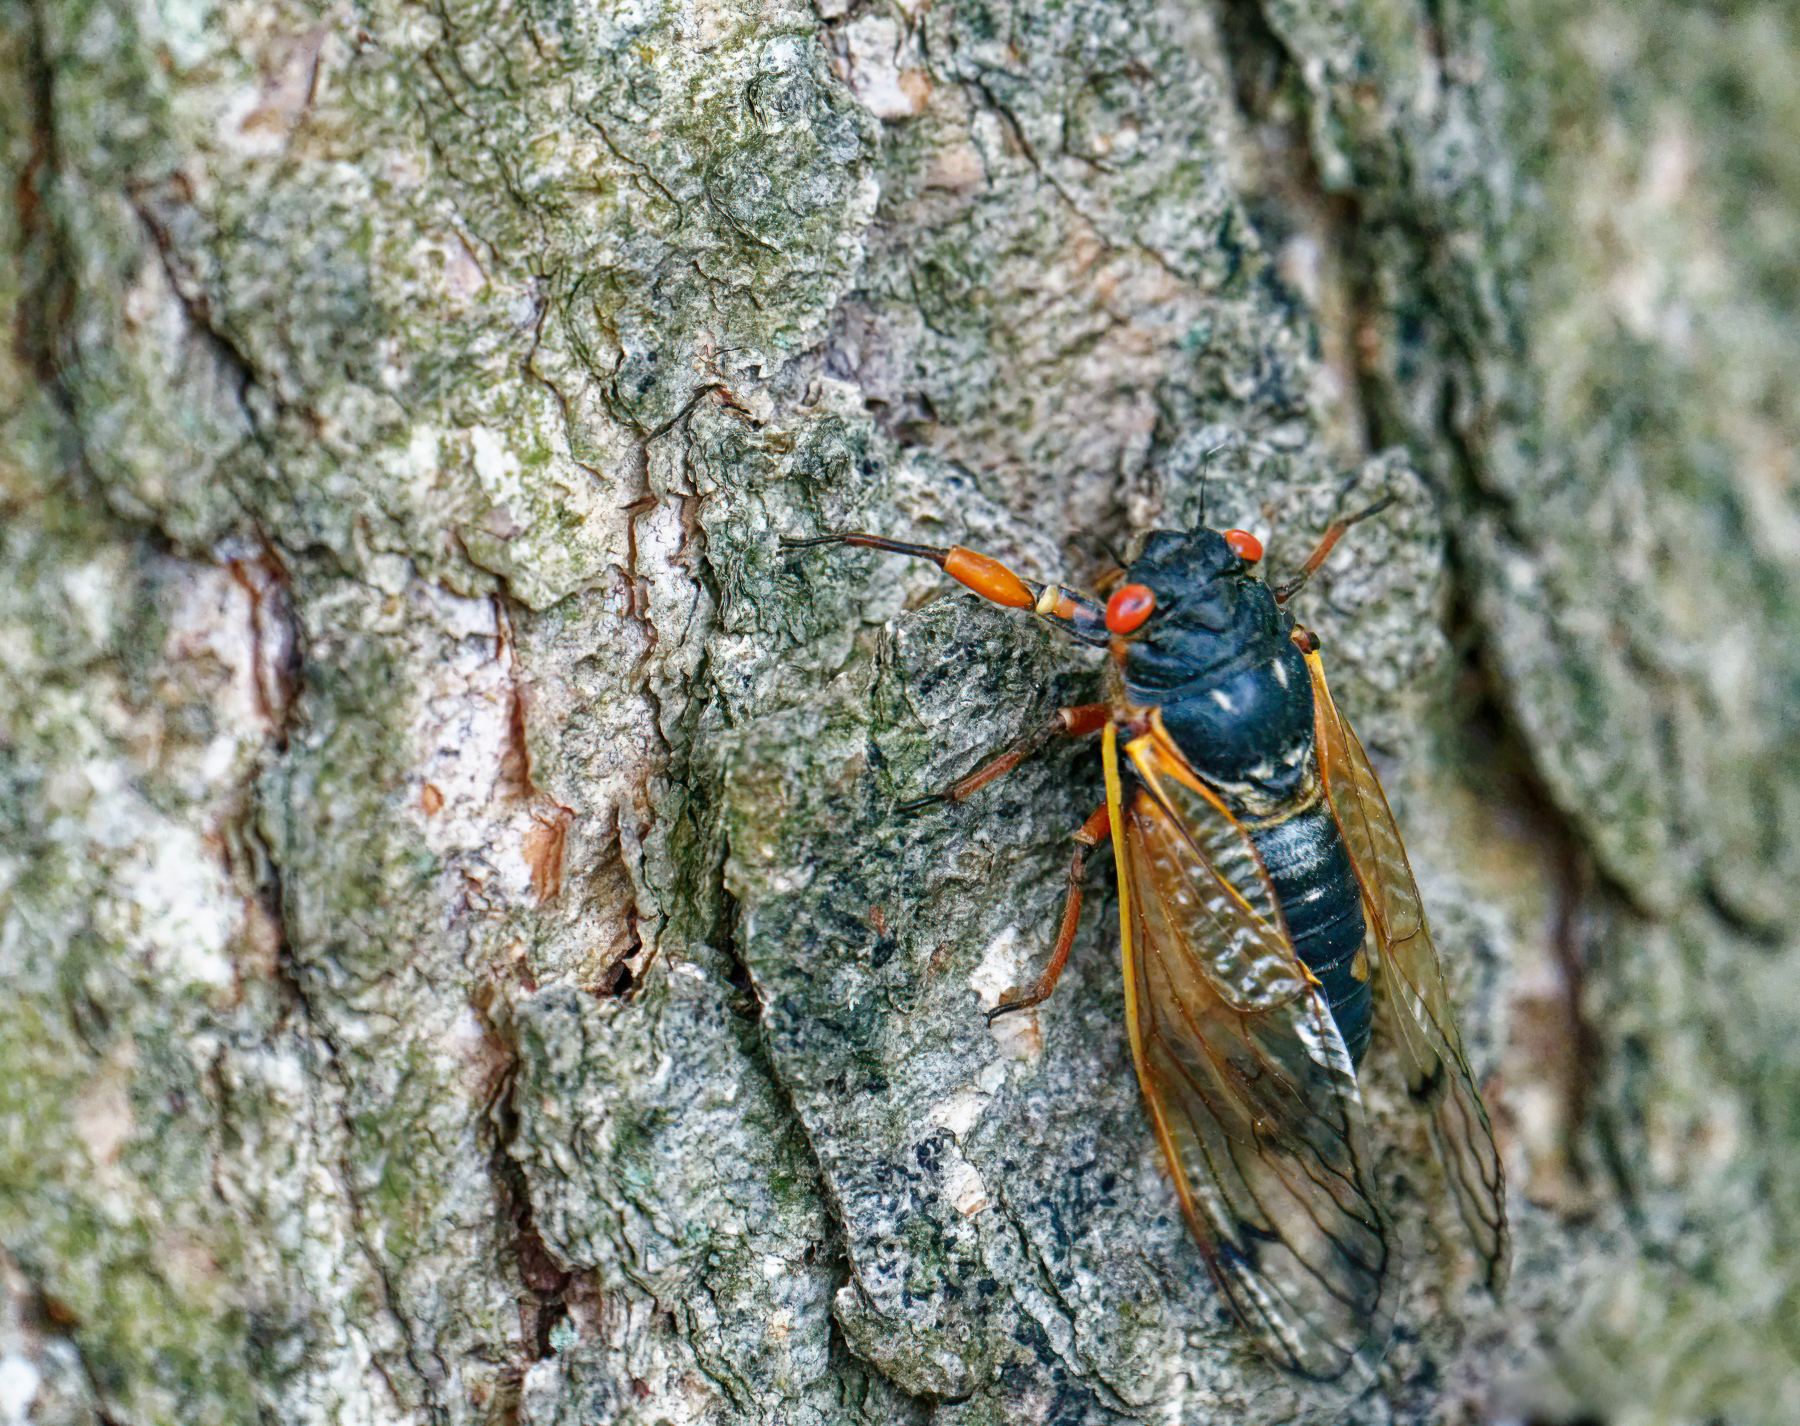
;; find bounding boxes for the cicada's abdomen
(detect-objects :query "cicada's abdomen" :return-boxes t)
[1248,805,1372,1066]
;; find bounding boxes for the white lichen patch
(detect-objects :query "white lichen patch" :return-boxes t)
[843,16,929,121]
[940,1149,989,1219]
[469,426,523,505]
[406,584,563,909]
[99,822,240,989]
[969,925,1044,1061]
[42,554,276,1000]
[0,1356,42,1424]
[968,924,1023,1005]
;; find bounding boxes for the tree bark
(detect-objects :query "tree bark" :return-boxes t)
[2,0,1797,1423]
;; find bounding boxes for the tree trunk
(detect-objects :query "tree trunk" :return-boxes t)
[3,0,1797,1423]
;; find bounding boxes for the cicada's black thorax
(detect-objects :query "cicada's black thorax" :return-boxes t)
[1121,527,1373,1064]
[1121,528,1314,804]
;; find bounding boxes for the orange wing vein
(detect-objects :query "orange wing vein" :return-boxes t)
[1303,650,1511,1294]
[1104,721,1394,1381]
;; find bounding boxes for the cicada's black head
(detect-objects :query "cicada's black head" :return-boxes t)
[1113,527,1285,697]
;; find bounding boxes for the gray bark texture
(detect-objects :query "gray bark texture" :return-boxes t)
[2,0,1797,1422]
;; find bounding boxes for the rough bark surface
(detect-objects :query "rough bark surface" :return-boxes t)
[2,1,1796,1424]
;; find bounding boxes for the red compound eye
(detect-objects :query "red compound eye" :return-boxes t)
[1224,528,1263,563]
[1105,583,1157,635]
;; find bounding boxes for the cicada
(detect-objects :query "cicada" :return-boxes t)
[784,500,1509,1381]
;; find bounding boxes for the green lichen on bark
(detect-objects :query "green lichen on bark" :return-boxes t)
[6,0,1800,1421]
[1238,0,1800,1419]
[0,486,288,1425]
[43,0,878,610]
[8,0,882,1418]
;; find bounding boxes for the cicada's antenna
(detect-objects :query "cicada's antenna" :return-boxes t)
[1196,442,1233,529]
[1090,533,1127,571]
[1273,493,1397,604]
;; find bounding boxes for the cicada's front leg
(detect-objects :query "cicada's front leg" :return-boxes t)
[780,531,1110,644]
[899,702,1111,811]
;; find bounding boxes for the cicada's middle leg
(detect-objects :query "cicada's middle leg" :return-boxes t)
[899,702,1111,811]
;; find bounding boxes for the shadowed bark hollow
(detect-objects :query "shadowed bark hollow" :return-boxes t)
[3,0,1797,1423]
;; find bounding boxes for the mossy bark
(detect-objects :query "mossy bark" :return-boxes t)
[2,0,1796,1423]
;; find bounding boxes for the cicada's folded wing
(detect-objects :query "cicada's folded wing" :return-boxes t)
[1303,651,1511,1294]
[1105,721,1393,1382]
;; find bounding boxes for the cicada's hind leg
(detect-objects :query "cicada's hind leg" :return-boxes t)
[1273,495,1396,605]
[988,802,1113,1024]
[899,702,1111,812]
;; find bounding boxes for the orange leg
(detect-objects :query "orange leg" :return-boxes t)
[1273,494,1395,604]
[988,802,1113,1023]
[781,531,1108,642]
[898,703,1111,813]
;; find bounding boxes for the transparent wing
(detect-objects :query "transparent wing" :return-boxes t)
[1303,650,1511,1293]
[1105,721,1393,1381]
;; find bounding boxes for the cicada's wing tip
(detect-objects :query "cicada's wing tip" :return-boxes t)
[1210,1215,1398,1393]
[1267,1329,1392,1403]
[1484,1235,1513,1301]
